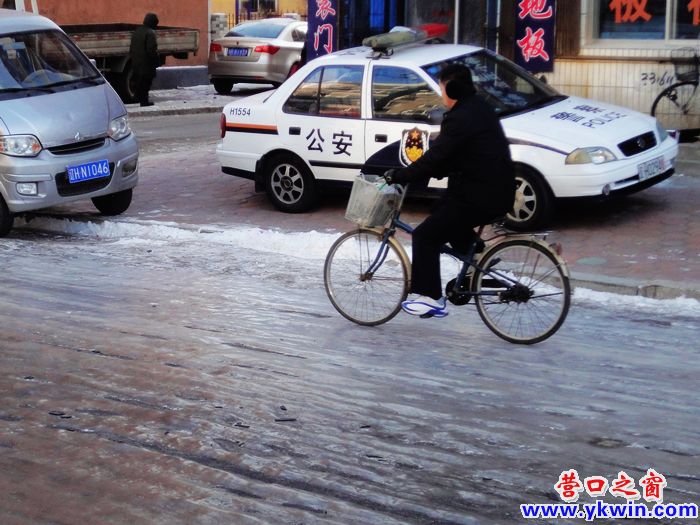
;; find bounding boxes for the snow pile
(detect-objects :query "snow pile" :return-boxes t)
[574,287,700,317]
[17,216,337,260]
[16,215,700,316]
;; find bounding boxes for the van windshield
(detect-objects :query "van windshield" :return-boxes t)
[0,29,101,95]
[422,50,565,117]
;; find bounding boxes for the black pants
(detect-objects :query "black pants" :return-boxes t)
[134,72,154,105]
[410,199,495,299]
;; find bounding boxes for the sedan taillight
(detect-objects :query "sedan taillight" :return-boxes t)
[254,44,280,55]
[210,43,223,53]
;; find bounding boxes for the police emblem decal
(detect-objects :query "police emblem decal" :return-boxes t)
[399,127,429,166]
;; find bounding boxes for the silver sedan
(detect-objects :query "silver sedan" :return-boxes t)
[208,18,307,94]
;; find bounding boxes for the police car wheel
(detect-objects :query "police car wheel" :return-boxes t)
[505,167,552,231]
[92,189,133,216]
[264,154,317,213]
[0,197,14,237]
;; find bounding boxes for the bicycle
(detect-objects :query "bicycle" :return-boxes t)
[651,47,700,140]
[323,175,571,345]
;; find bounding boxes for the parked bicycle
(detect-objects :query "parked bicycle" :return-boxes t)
[651,47,700,140]
[323,175,571,344]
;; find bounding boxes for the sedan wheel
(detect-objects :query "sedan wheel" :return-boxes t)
[506,168,552,231]
[265,154,317,213]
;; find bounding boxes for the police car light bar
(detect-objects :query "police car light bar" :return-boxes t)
[362,24,448,53]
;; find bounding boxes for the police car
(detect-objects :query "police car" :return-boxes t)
[216,28,678,230]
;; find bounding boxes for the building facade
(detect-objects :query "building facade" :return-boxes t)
[500,0,695,115]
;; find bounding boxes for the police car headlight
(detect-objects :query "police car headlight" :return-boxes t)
[655,120,669,142]
[0,135,42,157]
[565,147,617,165]
[109,115,131,141]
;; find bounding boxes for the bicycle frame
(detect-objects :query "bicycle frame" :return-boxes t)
[364,209,522,299]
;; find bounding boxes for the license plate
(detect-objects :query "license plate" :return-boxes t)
[227,47,248,57]
[66,159,110,184]
[638,156,665,181]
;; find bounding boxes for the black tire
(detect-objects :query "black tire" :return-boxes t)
[472,239,570,344]
[113,63,137,103]
[506,166,553,231]
[650,81,700,136]
[0,196,14,237]
[264,153,317,213]
[213,79,234,95]
[92,189,133,216]
[324,229,410,326]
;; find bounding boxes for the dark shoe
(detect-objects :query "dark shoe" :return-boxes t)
[140,101,155,107]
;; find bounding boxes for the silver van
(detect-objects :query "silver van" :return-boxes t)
[0,9,138,236]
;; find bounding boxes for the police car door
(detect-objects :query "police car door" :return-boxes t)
[365,64,445,188]
[278,64,366,183]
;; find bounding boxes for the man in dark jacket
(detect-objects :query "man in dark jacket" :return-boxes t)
[129,13,159,107]
[385,63,515,318]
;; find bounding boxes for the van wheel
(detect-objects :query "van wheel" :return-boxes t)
[264,154,317,213]
[0,197,14,237]
[505,167,553,231]
[92,189,133,216]
[214,79,234,94]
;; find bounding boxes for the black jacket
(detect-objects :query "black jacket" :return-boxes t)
[129,13,159,79]
[393,94,515,215]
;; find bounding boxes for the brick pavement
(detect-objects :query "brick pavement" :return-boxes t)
[22,87,700,299]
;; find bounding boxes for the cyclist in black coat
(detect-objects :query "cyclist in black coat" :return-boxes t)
[385,63,515,318]
[129,13,160,107]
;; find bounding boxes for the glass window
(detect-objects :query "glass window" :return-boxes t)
[283,68,322,114]
[283,65,363,118]
[596,0,700,40]
[422,51,560,117]
[371,66,444,122]
[226,20,290,38]
[0,30,100,96]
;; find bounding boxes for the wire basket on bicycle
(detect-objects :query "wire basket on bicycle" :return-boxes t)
[345,173,406,228]
[671,47,699,83]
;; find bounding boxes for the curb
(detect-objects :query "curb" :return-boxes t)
[16,214,700,302]
[569,271,700,301]
[126,105,225,118]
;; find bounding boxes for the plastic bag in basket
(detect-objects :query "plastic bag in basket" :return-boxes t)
[345,174,405,227]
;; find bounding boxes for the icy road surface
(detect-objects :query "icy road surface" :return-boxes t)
[1,221,698,524]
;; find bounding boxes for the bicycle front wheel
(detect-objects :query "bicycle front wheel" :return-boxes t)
[324,229,410,326]
[472,239,570,344]
[651,81,700,131]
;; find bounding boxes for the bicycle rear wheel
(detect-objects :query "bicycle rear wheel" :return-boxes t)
[651,81,700,132]
[472,239,570,344]
[324,229,410,326]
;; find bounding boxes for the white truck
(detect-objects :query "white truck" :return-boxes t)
[7,1,199,102]
[63,23,199,102]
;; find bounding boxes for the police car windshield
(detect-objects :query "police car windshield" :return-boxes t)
[422,50,563,117]
[0,30,99,94]
[225,21,288,39]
